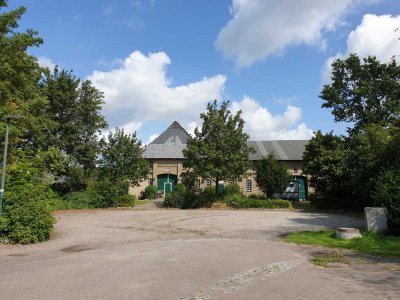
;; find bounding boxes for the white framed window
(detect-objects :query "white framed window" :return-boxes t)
[147,178,153,186]
[205,178,212,186]
[246,180,252,192]
[195,179,201,189]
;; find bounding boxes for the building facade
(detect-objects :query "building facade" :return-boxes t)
[129,121,310,199]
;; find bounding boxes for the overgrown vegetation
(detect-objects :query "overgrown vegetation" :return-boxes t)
[304,54,400,234]
[287,230,400,258]
[0,1,147,243]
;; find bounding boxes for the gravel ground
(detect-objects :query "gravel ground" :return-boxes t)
[0,208,399,300]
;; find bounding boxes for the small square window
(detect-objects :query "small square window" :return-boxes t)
[147,179,153,186]
[246,180,252,192]
[205,179,212,186]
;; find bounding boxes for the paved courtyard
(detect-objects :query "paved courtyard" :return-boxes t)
[0,207,399,299]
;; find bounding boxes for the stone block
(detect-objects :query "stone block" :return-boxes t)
[336,227,362,240]
[364,207,388,232]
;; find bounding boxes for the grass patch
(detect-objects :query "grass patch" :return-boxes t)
[310,252,346,267]
[287,230,400,258]
[135,200,152,205]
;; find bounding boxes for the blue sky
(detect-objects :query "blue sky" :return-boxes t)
[9,0,400,143]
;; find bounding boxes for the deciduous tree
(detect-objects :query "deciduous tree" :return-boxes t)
[183,100,253,193]
[255,153,291,198]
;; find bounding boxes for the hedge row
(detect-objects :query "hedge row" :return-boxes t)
[225,194,292,209]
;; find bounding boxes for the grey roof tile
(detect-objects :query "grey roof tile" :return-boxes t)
[143,121,309,161]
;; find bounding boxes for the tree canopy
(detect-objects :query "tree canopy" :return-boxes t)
[98,128,148,185]
[255,153,291,198]
[321,54,400,131]
[183,100,253,191]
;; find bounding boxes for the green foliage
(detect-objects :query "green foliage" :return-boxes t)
[225,194,292,209]
[248,193,267,200]
[180,171,199,191]
[0,1,51,159]
[98,128,148,185]
[183,100,254,193]
[43,67,107,174]
[163,190,212,209]
[287,230,400,258]
[321,54,400,131]
[303,131,350,196]
[89,178,129,208]
[0,183,56,244]
[144,185,158,199]
[255,153,291,198]
[203,186,215,197]
[60,191,96,210]
[174,183,186,194]
[115,195,136,207]
[225,183,241,196]
[372,170,400,234]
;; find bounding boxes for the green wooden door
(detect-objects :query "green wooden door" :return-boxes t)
[157,174,177,196]
[293,176,307,200]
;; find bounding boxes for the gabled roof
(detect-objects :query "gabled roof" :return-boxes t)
[143,121,190,159]
[143,121,309,161]
[247,140,308,161]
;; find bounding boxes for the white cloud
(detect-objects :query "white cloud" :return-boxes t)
[88,51,226,130]
[37,56,56,70]
[323,14,400,82]
[99,121,143,140]
[230,96,313,140]
[216,0,376,68]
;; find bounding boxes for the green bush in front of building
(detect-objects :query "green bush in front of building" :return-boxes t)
[225,194,292,209]
[225,183,241,196]
[144,185,158,199]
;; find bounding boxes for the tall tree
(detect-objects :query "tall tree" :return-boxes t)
[183,100,253,193]
[0,0,52,158]
[302,131,350,196]
[255,154,291,198]
[43,68,107,174]
[98,128,148,185]
[321,54,400,131]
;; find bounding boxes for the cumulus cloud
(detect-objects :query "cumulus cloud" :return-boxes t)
[88,51,226,130]
[216,0,376,67]
[37,56,56,70]
[323,14,400,82]
[230,96,313,140]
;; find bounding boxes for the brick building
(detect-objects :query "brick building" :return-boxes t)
[129,121,310,199]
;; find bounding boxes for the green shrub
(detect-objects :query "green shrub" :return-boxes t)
[309,193,354,210]
[203,186,215,196]
[115,195,136,207]
[0,183,56,244]
[59,191,97,209]
[163,190,212,209]
[248,193,267,200]
[225,183,241,196]
[174,183,186,194]
[226,194,292,209]
[372,170,400,234]
[144,185,158,199]
[87,178,129,207]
